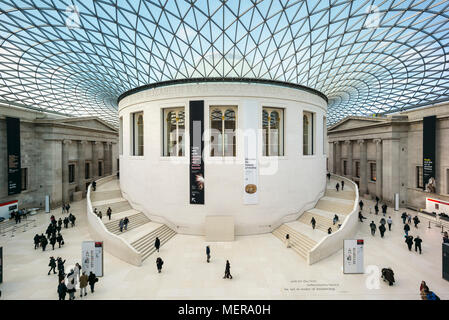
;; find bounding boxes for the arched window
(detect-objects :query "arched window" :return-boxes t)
[263,107,284,156]
[163,108,185,156]
[303,111,314,155]
[210,106,237,156]
[131,111,144,156]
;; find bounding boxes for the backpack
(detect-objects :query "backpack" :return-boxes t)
[427,292,440,300]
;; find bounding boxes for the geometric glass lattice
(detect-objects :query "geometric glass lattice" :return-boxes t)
[1,1,449,126]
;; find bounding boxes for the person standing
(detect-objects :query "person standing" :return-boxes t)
[369,221,376,236]
[375,196,380,206]
[341,180,345,190]
[405,235,414,251]
[413,216,420,228]
[206,246,211,263]
[56,233,64,248]
[379,223,386,238]
[66,275,76,300]
[79,272,88,297]
[359,200,364,211]
[387,216,393,231]
[404,223,410,236]
[382,203,387,216]
[326,172,331,181]
[88,271,97,293]
[57,279,68,300]
[285,234,290,248]
[223,260,232,279]
[63,217,69,229]
[61,204,66,215]
[48,257,57,275]
[57,218,62,229]
[374,204,379,215]
[336,183,340,192]
[123,216,129,231]
[327,227,332,234]
[311,217,316,229]
[107,207,112,220]
[57,258,66,275]
[74,263,81,283]
[156,257,164,273]
[92,180,97,191]
[119,219,124,232]
[34,234,40,249]
[333,214,339,225]
[155,237,160,252]
[41,236,48,251]
[50,234,57,250]
[66,203,70,214]
[414,236,423,254]
[401,212,407,224]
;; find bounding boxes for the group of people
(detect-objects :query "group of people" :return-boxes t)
[56,261,99,300]
[368,217,393,238]
[61,203,71,214]
[335,180,345,191]
[119,217,129,232]
[11,209,26,224]
[93,207,112,220]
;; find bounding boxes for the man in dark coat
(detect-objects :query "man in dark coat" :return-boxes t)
[66,203,70,213]
[156,257,164,273]
[341,180,345,190]
[404,223,411,236]
[92,181,97,191]
[88,271,97,293]
[123,216,129,230]
[34,234,40,249]
[57,218,62,229]
[374,204,379,215]
[359,200,364,211]
[206,246,211,263]
[41,236,48,251]
[223,260,232,279]
[414,236,423,254]
[381,204,388,215]
[379,223,386,238]
[369,221,376,236]
[57,279,68,300]
[405,235,414,251]
[401,212,407,224]
[375,196,380,205]
[48,257,57,275]
[326,172,331,181]
[336,183,340,192]
[56,233,64,248]
[359,211,367,222]
[311,217,316,229]
[50,234,57,250]
[63,217,69,228]
[155,237,161,252]
[107,207,112,220]
[413,216,420,228]
[57,257,66,275]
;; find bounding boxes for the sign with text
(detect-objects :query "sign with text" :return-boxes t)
[243,101,259,204]
[189,100,205,205]
[343,239,364,274]
[423,115,436,189]
[6,117,21,195]
[82,241,104,277]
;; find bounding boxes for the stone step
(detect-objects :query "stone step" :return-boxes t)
[299,211,342,233]
[93,200,132,215]
[90,189,122,202]
[272,224,317,259]
[104,212,151,235]
[314,199,353,215]
[130,225,176,261]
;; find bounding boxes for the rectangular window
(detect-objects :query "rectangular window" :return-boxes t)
[355,161,360,178]
[417,166,423,188]
[343,160,347,175]
[210,106,237,157]
[370,163,377,181]
[131,112,144,156]
[98,161,103,177]
[163,107,186,156]
[119,117,123,155]
[263,107,284,156]
[68,164,75,183]
[303,111,315,155]
[21,168,28,191]
[85,162,90,179]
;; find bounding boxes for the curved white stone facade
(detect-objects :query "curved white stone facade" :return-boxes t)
[118,81,328,235]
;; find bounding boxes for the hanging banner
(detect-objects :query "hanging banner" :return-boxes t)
[243,101,259,204]
[82,241,104,277]
[423,115,436,191]
[6,117,21,195]
[189,100,205,205]
[0,246,3,284]
[343,239,364,274]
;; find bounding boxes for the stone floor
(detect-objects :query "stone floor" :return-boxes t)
[0,195,448,300]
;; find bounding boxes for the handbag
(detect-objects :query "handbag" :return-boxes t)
[61,240,65,245]
[95,277,98,282]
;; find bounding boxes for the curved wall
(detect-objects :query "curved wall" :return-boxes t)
[119,82,328,235]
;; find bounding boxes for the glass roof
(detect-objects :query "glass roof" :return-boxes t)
[1,0,448,126]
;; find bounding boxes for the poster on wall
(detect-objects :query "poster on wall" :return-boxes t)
[343,239,364,274]
[6,117,21,195]
[189,100,205,205]
[82,241,104,277]
[423,115,436,192]
[243,102,259,204]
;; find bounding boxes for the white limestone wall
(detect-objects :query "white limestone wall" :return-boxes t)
[119,82,327,235]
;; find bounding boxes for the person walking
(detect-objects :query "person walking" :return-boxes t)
[119,219,124,232]
[223,260,232,279]
[341,180,345,190]
[88,271,97,293]
[61,203,66,215]
[401,212,407,224]
[375,196,380,206]
[66,203,71,214]
[48,257,57,275]
[156,257,164,273]
[92,181,96,191]
[379,223,386,238]
[123,216,129,231]
[405,235,414,251]
[79,272,88,297]
[63,217,69,229]
[333,214,339,225]
[57,279,68,300]
[206,246,211,263]
[369,221,376,236]
[74,263,81,283]
[326,172,331,181]
[34,234,40,249]
[404,223,410,236]
[380,217,386,226]
[311,217,316,229]
[285,234,290,248]
[56,233,64,248]
[107,207,112,220]
[359,211,367,222]
[327,227,332,234]
[57,218,62,229]
[155,237,160,252]
[41,236,48,251]
[382,203,387,216]
[407,214,412,224]
[359,200,364,211]
[413,216,420,228]
[374,204,379,215]
[98,211,102,220]
[50,234,57,250]
[444,231,449,244]
[387,216,393,231]
[336,183,340,192]
[69,214,76,227]
[414,236,423,254]
[66,274,76,300]
[57,257,66,275]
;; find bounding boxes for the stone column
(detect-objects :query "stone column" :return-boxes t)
[358,139,368,196]
[92,141,99,178]
[77,140,88,195]
[345,140,353,177]
[334,141,341,175]
[62,139,71,204]
[374,139,383,200]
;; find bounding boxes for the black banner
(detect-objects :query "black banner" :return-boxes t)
[6,117,21,195]
[423,115,436,190]
[190,101,204,204]
[0,246,2,284]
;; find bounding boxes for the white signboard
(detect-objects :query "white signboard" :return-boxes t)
[343,239,364,274]
[243,101,259,205]
[82,241,104,277]
[426,197,449,215]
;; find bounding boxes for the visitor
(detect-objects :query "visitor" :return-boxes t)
[123,216,129,230]
[387,216,393,231]
[327,227,332,234]
[401,212,407,224]
[98,211,102,219]
[41,236,48,251]
[359,211,367,222]
[443,232,449,244]
[375,196,380,206]
[422,286,440,300]
[414,236,423,254]
[92,181,97,191]
[404,223,410,236]
[66,274,76,300]
[407,214,412,224]
[119,219,124,232]
[380,217,386,227]
[79,272,88,297]
[63,217,69,229]
[379,223,386,238]
[405,235,414,251]
[48,257,57,275]
[420,281,428,299]
[107,207,112,220]
[155,237,160,252]
[57,279,68,300]
[369,221,376,236]
[382,203,388,215]
[34,234,40,249]
[326,172,331,181]
[374,204,379,215]
[206,246,211,263]
[311,217,316,229]
[74,263,81,283]
[62,204,66,214]
[333,214,339,225]
[359,200,364,211]
[336,183,340,192]
[56,233,64,248]
[88,271,97,293]
[57,218,62,229]
[15,211,21,224]
[50,234,57,250]
[57,257,66,275]
[341,180,345,190]
[156,257,164,273]
[223,260,232,279]
[69,213,76,227]
[66,203,70,213]
[285,234,290,248]
[413,216,420,228]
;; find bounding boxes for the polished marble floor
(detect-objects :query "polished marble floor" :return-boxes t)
[0,196,448,300]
